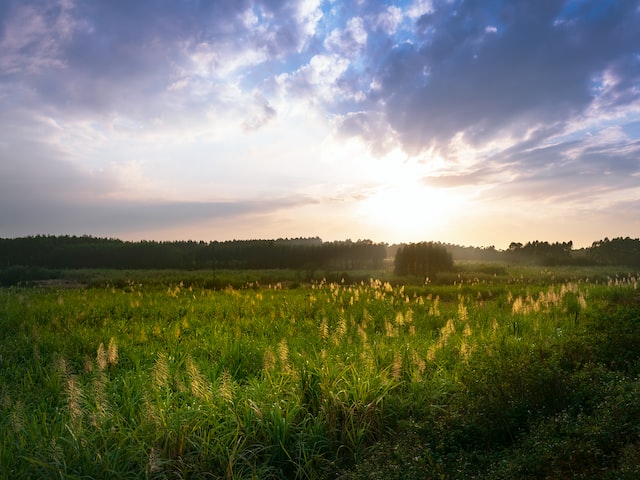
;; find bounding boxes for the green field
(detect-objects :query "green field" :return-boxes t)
[1,267,639,479]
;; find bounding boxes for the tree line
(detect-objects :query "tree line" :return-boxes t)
[503,238,640,267]
[0,235,387,271]
[1,235,639,277]
[392,238,640,276]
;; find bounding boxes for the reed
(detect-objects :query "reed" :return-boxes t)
[0,269,638,478]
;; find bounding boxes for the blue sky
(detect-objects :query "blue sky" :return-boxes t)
[1,0,639,248]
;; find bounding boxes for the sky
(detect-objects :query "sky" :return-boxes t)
[1,0,639,249]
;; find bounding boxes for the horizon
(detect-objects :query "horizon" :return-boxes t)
[1,1,639,248]
[2,232,629,251]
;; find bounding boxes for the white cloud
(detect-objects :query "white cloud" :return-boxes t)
[406,0,433,19]
[275,53,351,104]
[1,0,639,246]
[295,0,324,43]
[374,6,404,35]
[324,17,367,57]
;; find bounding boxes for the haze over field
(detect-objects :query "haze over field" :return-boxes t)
[1,0,639,248]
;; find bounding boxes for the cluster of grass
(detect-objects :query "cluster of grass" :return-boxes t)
[1,268,639,478]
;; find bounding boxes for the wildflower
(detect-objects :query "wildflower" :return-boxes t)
[219,370,234,403]
[335,314,347,343]
[319,318,328,341]
[412,350,426,376]
[512,296,523,315]
[186,357,212,402]
[65,375,84,425]
[151,356,169,393]
[460,340,471,362]
[96,343,107,371]
[278,339,289,371]
[385,320,396,337]
[107,337,118,366]
[458,301,468,322]
[392,351,403,381]
[426,345,437,361]
[463,323,472,337]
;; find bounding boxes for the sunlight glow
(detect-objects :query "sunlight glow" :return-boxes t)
[357,179,461,243]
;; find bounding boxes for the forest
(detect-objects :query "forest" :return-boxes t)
[1,235,640,276]
[0,236,386,271]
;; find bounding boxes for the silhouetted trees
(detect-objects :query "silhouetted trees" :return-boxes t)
[2,235,639,273]
[586,237,640,267]
[0,236,387,271]
[394,242,453,276]
[507,240,574,265]
[440,239,640,266]
[444,243,503,262]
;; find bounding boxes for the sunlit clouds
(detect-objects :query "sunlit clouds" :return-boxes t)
[1,0,639,247]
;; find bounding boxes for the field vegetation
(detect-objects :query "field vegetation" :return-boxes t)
[1,265,639,478]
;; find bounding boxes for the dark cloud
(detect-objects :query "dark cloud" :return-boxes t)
[363,0,640,153]
[1,0,639,243]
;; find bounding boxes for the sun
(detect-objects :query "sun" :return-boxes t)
[357,180,460,243]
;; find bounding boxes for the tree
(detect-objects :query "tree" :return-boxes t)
[394,242,453,276]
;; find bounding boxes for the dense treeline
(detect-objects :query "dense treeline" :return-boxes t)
[446,237,640,267]
[443,244,503,262]
[394,242,454,276]
[586,237,640,267]
[506,240,575,265]
[0,236,386,271]
[2,235,640,273]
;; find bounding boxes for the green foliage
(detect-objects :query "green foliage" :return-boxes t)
[0,268,639,478]
[394,242,454,276]
[0,235,387,272]
[587,236,640,267]
[507,240,574,265]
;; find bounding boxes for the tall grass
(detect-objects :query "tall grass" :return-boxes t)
[1,269,638,478]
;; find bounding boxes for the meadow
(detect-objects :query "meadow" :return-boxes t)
[1,266,639,479]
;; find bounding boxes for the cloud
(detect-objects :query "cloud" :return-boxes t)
[0,131,308,237]
[0,0,324,119]
[477,125,640,208]
[275,53,352,104]
[344,0,640,155]
[335,111,399,155]
[324,16,367,57]
[0,102,306,238]
[1,0,639,245]
[0,0,75,76]
[242,93,277,131]
[372,6,404,35]
[0,194,306,239]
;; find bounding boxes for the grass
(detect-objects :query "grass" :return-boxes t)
[0,266,639,478]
